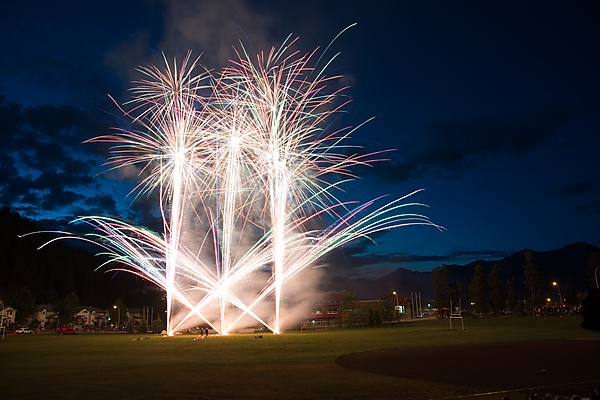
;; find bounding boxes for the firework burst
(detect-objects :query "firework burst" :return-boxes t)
[72,37,439,335]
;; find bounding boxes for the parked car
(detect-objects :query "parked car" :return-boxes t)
[15,327,33,334]
[57,327,78,335]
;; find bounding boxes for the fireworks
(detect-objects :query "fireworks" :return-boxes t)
[75,38,438,335]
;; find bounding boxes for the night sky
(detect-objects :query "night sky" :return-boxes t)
[1,1,599,277]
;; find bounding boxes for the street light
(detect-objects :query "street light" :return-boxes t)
[113,305,120,331]
[392,291,399,320]
[552,282,562,307]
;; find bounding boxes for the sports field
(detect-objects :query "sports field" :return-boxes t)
[1,316,598,400]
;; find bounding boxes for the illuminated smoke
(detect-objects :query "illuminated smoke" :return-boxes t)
[68,37,439,335]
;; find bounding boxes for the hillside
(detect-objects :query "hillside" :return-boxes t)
[2,205,598,308]
[0,205,160,309]
[319,242,599,300]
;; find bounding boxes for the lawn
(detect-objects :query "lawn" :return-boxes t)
[1,316,597,400]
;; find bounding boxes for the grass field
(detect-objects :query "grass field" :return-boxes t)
[1,316,597,400]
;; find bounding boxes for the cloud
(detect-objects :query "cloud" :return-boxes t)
[39,188,86,211]
[318,236,513,278]
[545,180,594,198]
[0,97,111,219]
[365,107,570,183]
[443,247,513,262]
[70,193,119,218]
[125,194,164,232]
[574,199,600,215]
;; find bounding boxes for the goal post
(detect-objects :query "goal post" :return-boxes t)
[449,299,464,330]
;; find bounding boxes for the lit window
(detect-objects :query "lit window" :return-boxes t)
[327,307,338,314]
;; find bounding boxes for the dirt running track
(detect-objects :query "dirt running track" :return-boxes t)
[336,340,600,395]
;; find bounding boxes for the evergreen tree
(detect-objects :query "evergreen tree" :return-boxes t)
[152,314,165,333]
[366,304,382,327]
[379,297,395,323]
[524,250,541,313]
[431,264,451,311]
[57,292,79,324]
[563,280,578,306]
[506,276,519,313]
[450,281,465,306]
[10,286,35,324]
[488,264,505,315]
[340,288,359,327]
[138,309,148,334]
[469,264,487,314]
[587,245,600,288]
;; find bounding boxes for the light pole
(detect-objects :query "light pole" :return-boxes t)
[113,305,120,332]
[392,291,399,320]
[1,300,5,339]
[595,266,599,289]
[552,282,562,307]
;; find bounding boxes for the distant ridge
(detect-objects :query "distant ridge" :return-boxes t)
[318,242,599,300]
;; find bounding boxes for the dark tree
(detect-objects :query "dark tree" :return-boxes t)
[57,292,79,324]
[431,264,451,311]
[524,250,541,313]
[10,286,35,324]
[488,264,505,315]
[469,264,487,314]
[450,281,465,306]
[138,310,148,334]
[340,288,359,327]
[365,304,382,327]
[152,314,165,333]
[588,246,600,288]
[378,297,395,323]
[506,276,519,313]
[563,280,578,306]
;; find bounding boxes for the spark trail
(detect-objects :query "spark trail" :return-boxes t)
[75,38,440,335]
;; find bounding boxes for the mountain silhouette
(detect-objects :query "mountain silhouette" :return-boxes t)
[319,242,599,300]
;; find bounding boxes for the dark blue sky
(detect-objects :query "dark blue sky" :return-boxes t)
[1,0,599,277]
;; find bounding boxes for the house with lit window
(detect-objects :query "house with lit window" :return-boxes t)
[1,305,17,326]
[33,304,59,329]
[74,306,110,329]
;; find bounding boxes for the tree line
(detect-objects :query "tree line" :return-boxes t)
[431,250,585,315]
[0,205,164,314]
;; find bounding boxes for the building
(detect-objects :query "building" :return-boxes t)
[302,292,412,328]
[305,292,343,326]
[33,304,59,329]
[1,305,17,326]
[73,306,110,329]
[380,292,410,316]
